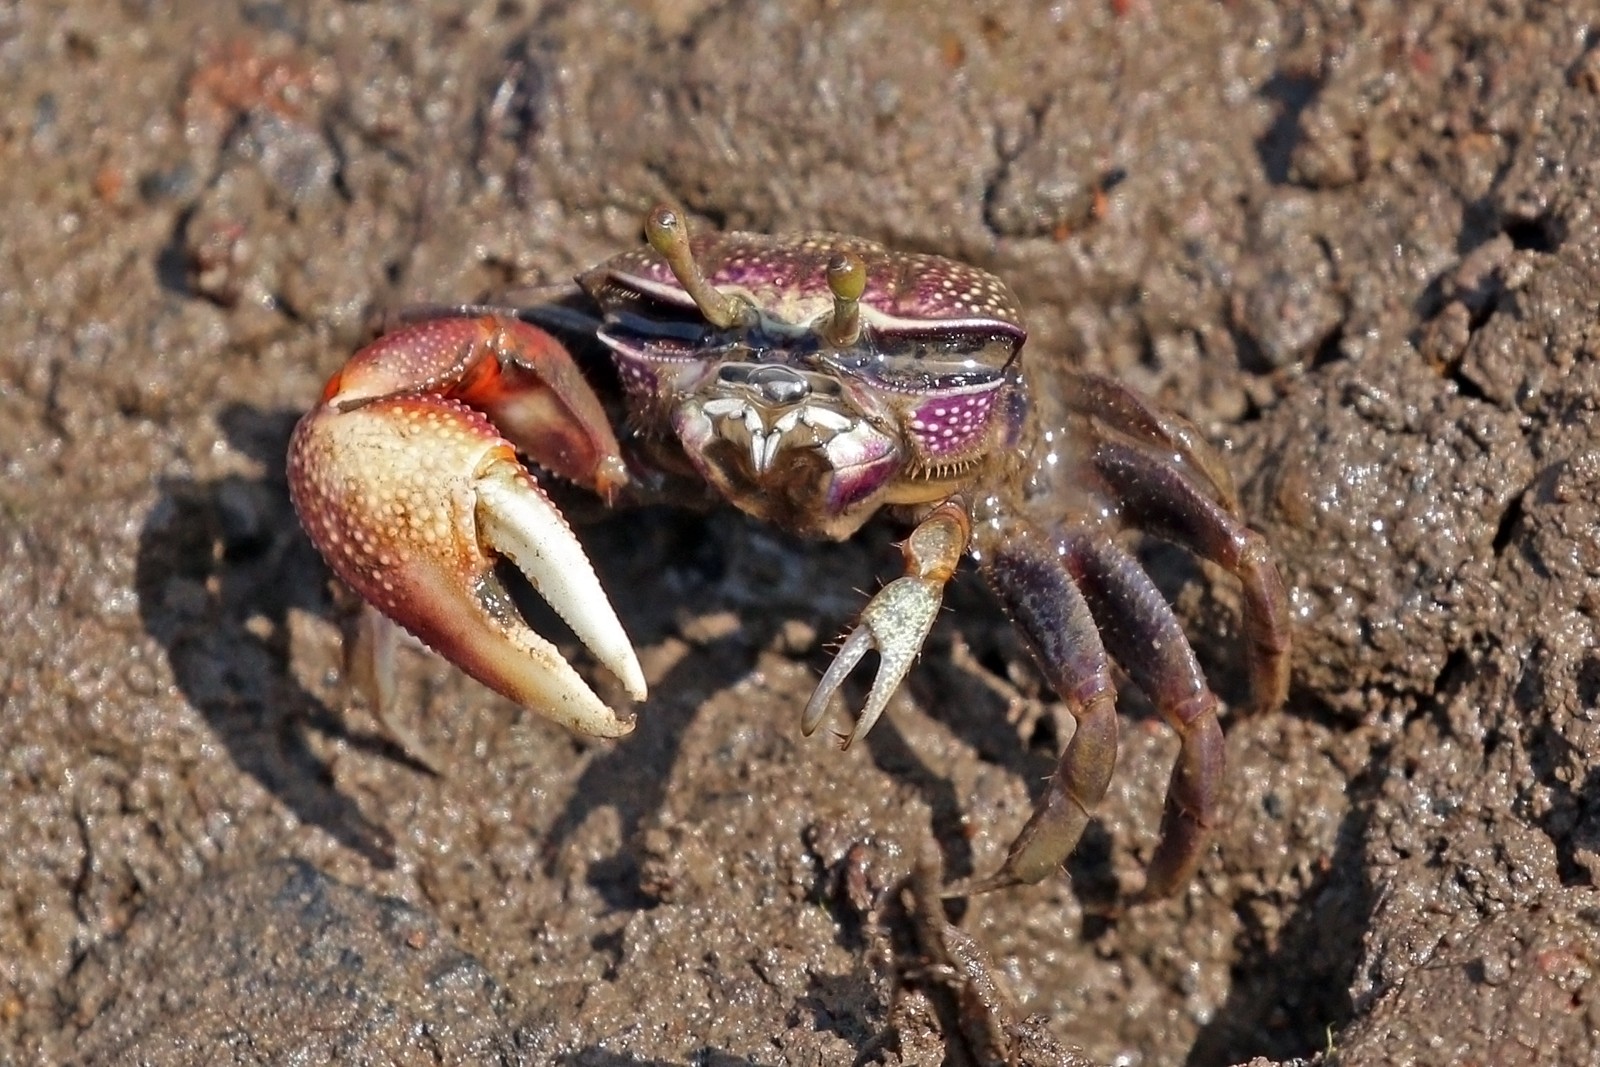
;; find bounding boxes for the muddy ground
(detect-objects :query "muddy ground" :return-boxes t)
[4,1,1600,1064]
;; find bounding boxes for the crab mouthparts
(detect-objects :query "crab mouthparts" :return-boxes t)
[698,396,854,475]
[673,394,899,536]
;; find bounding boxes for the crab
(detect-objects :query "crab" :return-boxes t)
[287,205,1291,899]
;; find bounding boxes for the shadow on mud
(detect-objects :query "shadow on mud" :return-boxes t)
[555,1053,757,1067]
[133,402,1193,938]
[134,403,401,867]
[1185,793,1372,1065]
[537,511,995,908]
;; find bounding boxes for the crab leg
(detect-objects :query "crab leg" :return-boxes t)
[957,529,1119,894]
[1063,370,1242,513]
[288,317,645,742]
[1063,535,1225,900]
[959,518,1233,898]
[802,501,970,749]
[1092,438,1291,714]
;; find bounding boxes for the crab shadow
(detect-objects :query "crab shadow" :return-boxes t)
[129,398,1025,906]
[554,1053,756,1067]
[540,513,983,909]
[138,405,1217,926]
[1185,787,1373,1065]
[542,506,1089,911]
[135,403,404,868]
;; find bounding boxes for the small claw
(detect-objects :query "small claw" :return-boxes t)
[801,574,944,749]
[803,503,970,749]
[289,388,644,739]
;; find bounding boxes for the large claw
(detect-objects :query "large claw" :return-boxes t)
[802,502,970,749]
[287,317,646,740]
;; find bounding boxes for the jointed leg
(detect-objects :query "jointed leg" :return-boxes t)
[1093,439,1291,714]
[346,605,444,772]
[1063,534,1225,900]
[1063,371,1241,513]
[957,529,1119,893]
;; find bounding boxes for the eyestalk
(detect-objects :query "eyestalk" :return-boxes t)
[822,251,865,347]
[644,205,753,330]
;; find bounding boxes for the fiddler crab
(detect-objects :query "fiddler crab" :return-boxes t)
[288,205,1291,899]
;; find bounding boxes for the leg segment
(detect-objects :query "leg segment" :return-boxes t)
[1063,371,1240,513]
[1063,534,1225,899]
[956,529,1119,893]
[1093,439,1291,714]
[804,502,970,749]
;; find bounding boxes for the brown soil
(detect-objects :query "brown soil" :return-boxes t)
[4,2,1599,1064]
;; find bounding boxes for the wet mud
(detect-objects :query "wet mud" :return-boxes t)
[3,2,1599,1064]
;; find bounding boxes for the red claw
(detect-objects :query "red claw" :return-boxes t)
[288,316,646,741]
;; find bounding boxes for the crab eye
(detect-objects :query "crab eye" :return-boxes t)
[822,332,1016,394]
[869,357,1004,393]
[819,335,1013,464]
[595,322,725,403]
[607,308,717,345]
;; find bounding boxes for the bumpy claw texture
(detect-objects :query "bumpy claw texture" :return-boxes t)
[288,317,645,740]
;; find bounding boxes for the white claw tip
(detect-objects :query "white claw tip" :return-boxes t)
[476,458,647,728]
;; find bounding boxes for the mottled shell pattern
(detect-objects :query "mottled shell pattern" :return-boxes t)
[579,224,1032,535]
[587,230,1027,341]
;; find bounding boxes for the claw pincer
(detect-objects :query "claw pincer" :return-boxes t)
[287,316,645,738]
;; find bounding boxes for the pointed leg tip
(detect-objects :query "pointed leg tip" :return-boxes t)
[1124,872,1180,908]
[941,870,1026,899]
[598,711,638,738]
